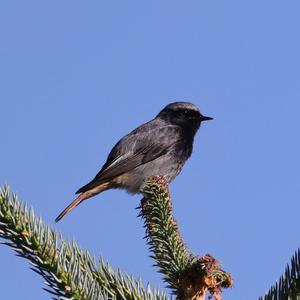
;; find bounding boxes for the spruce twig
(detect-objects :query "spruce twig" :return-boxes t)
[0,185,167,300]
[139,176,233,300]
[259,249,300,300]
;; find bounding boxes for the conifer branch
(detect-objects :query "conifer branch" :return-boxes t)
[259,249,300,300]
[0,185,167,300]
[140,176,233,300]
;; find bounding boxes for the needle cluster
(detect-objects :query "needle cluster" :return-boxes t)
[0,185,167,300]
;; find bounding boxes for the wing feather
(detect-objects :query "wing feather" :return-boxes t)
[76,124,181,194]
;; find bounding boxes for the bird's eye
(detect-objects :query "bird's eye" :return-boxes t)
[184,110,189,115]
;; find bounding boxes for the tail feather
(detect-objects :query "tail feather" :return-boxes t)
[55,182,112,222]
[55,192,92,223]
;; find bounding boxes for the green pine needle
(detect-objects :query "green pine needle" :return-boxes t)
[140,178,195,292]
[259,249,300,300]
[0,185,168,300]
[140,177,233,299]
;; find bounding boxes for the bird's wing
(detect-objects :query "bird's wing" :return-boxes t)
[76,124,181,194]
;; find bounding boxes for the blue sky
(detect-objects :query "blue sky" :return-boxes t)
[1,1,300,299]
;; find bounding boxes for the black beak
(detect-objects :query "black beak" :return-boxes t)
[200,115,213,121]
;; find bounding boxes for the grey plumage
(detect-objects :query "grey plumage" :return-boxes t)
[55,102,212,222]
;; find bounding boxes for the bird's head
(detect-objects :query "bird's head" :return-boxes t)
[157,102,213,133]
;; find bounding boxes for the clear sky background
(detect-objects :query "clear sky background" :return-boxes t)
[0,1,299,299]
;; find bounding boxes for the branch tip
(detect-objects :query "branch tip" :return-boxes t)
[140,176,233,300]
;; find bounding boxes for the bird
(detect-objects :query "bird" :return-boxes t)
[55,102,212,222]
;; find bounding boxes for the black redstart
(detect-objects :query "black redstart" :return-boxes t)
[55,102,212,222]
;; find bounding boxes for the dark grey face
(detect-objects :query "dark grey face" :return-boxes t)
[157,102,212,132]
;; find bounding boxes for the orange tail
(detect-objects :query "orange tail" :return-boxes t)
[55,192,92,222]
[55,182,111,222]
